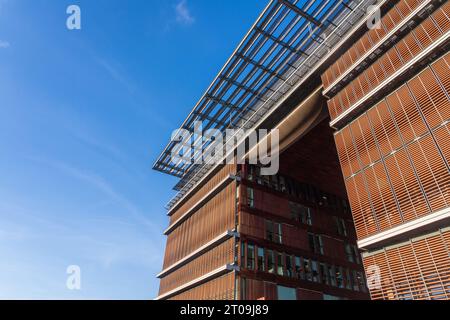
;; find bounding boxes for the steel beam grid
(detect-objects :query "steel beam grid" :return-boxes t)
[153,0,376,209]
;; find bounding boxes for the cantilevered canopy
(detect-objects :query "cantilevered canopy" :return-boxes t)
[153,0,377,209]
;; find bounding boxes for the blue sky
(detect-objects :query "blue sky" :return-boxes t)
[0,0,266,299]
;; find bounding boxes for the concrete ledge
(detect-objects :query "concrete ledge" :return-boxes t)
[323,0,433,95]
[358,207,450,249]
[155,264,239,301]
[330,30,450,129]
[164,174,237,235]
[157,230,239,279]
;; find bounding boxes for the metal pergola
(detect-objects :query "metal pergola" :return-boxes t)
[153,0,377,210]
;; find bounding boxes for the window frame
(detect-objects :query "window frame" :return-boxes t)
[286,255,293,278]
[295,256,305,280]
[276,252,285,276]
[267,250,275,274]
[311,260,320,283]
[257,247,265,272]
[247,244,255,270]
[320,263,330,285]
[247,187,254,208]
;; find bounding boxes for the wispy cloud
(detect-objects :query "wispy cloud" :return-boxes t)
[96,58,136,94]
[49,160,159,231]
[175,0,195,26]
[92,56,173,129]
[0,40,10,49]
[25,156,159,232]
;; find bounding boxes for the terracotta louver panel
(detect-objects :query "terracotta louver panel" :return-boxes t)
[334,131,352,179]
[169,164,237,223]
[321,0,428,92]
[407,135,449,213]
[430,51,450,94]
[386,150,430,222]
[341,126,361,176]
[367,103,392,157]
[396,0,413,18]
[364,165,391,231]
[350,120,372,168]
[168,272,235,300]
[386,84,428,144]
[163,182,236,269]
[433,124,450,169]
[358,114,381,164]
[335,54,449,240]
[363,230,450,300]
[408,68,447,130]
[357,172,379,237]
[159,238,235,296]
[326,5,449,122]
[431,1,450,33]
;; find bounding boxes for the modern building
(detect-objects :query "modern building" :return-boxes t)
[325,0,450,300]
[153,0,449,300]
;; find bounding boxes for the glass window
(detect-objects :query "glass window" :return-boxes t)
[279,176,286,193]
[345,244,361,264]
[323,294,347,300]
[266,220,282,244]
[352,271,360,291]
[357,272,367,293]
[311,260,320,283]
[353,246,361,264]
[255,166,262,185]
[247,187,254,208]
[262,175,270,187]
[308,233,324,255]
[306,210,312,226]
[336,266,344,288]
[286,255,293,278]
[345,269,352,290]
[267,250,275,274]
[329,265,337,287]
[247,244,255,270]
[345,243,354,263]
[277,252,285,276]
[271,175,279,191]
[298,183,306,200]
[286,179,294,196]
[277,286,296,300]
[334,217,348,236]
[275,223,282,244]
[308,233,315,252]
[304,258,312,281]
[290,202,313,225]
[265,220,274,242]
[241,278,247,300]
[318,235,324,255]
[295,256,304,280]
[342,199,350,214]
[293,181,299,198]
[320,263,330,285]
[247,166,254,181]
[257,247,265,272]
[240,242,245,267]
[320,193,329,207]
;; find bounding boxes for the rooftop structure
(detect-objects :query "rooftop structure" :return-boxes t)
[153,0,379,210]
